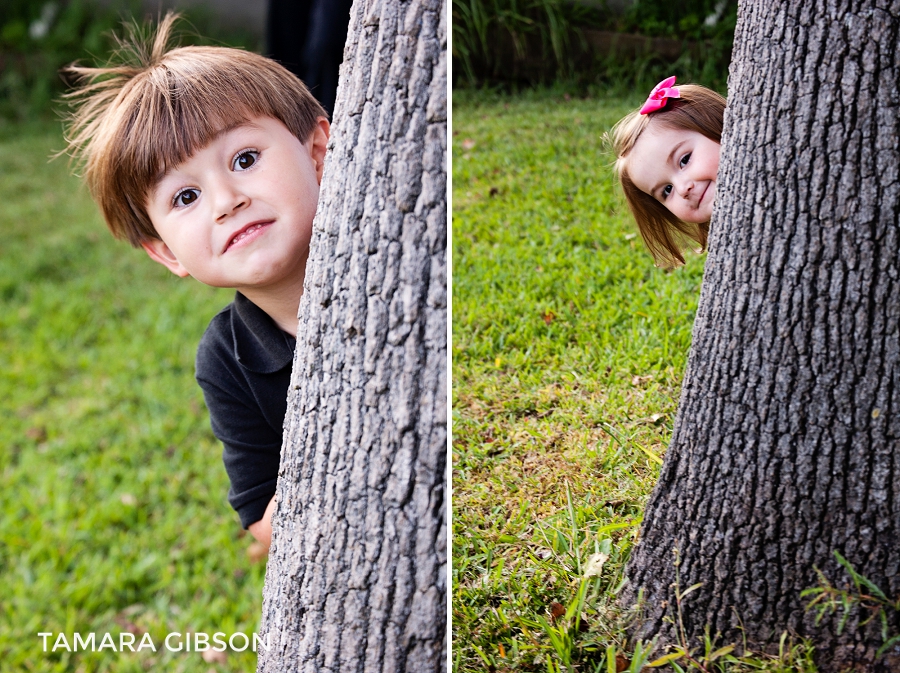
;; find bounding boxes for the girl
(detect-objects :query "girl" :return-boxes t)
[610,76,726,268]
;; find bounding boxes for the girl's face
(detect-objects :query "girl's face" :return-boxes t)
[627,125,721,224]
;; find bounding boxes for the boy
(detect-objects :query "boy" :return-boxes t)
[63,13,329,550]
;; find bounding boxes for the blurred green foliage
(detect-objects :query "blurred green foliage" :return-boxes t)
[0,0,262,123]
[620,0,737,40]
[1,0,122,121]
[0,122,263,673]
[452,0,737,90]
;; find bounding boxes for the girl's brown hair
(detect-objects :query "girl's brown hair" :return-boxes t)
[609,84,726,267]
[62,12,326,247]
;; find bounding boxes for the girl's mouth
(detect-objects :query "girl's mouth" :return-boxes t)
[699,183,710,206]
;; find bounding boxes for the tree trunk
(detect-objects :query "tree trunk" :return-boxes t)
[624,2,900,670]
[257,0,447,671]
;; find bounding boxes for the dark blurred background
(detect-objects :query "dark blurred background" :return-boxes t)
[0,0,352,126]
[452,0,738,92]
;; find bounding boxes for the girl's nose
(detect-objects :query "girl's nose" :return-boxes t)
[675,176,694,198]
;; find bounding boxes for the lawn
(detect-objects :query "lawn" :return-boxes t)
[450,89,815,672]
[0,122,268,672]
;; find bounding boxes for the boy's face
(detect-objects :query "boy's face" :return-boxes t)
[627,125,720,224]
[143,116,329,293]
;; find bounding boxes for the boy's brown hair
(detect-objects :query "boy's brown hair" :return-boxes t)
[62,12,326,247]
[609,84,726,267]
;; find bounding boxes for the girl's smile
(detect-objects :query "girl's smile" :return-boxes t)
[626,125,721,224]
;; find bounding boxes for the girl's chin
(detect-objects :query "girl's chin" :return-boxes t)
[681,211,711,225]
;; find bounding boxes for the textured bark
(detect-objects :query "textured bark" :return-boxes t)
[624,2,900,671]
[257,1,447,671]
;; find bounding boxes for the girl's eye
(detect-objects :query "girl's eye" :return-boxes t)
[679,152,692,168]
[174,188,199,207]
[662,184,673,199]
[233,150,259,171]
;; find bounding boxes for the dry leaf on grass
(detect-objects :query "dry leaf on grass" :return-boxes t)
[583,552,609,578]
[548,602,566,621]
[247,541,268,563]
[202,649,227,664]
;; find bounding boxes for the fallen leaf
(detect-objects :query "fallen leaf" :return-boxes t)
[542,310,555,325]
[247,541,268,563]
[113,603,147,636]
[26,426,47,442]
[549,602,566,621]
[120,493,137,506]
[616,653,630,672]
[631,374,653,387]
[202,649,227,664]
[583,552,609,578]
[113,612,145,635]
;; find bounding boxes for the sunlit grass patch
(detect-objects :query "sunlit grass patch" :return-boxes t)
[0,123,265,672]
[452,90,819,672]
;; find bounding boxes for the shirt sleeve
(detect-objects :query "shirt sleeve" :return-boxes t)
[197,376,282,529]
[195,307,288,529]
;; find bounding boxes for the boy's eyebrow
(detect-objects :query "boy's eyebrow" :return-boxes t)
[213,119,263,140]
[151,119,262,185]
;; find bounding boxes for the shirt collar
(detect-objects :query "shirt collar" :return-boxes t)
[231,292,295,374]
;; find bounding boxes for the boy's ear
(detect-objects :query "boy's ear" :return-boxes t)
[141,238,190,277]
[311,117,330,185]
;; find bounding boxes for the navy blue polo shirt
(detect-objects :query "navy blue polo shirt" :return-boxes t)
[195,292,295,528]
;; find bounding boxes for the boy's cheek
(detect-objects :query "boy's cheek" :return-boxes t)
[141,239,191,278]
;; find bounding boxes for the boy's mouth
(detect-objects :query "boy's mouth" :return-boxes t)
[225,221,272,252]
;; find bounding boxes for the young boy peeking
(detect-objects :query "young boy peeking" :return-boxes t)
[62,14,329,550]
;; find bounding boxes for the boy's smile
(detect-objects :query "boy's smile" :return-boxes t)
[627,126,720,224]
[143,115,329,305]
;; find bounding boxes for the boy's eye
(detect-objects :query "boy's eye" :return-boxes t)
[679,152,692,168]
[174,188,199,207]
[233,150,259,171]
[662,184,673,198]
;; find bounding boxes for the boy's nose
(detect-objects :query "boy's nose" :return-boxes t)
[215,186,249,223]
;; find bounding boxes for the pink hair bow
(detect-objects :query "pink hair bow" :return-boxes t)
[639,76,681,115]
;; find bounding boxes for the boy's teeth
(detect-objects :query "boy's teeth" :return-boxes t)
[232,224,261,245]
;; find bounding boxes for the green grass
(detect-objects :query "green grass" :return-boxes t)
[0,123,267,671]
[451,89,817,672]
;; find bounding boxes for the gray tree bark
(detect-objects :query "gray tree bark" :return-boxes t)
[257,0,447,671]
[624,2,900,671]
